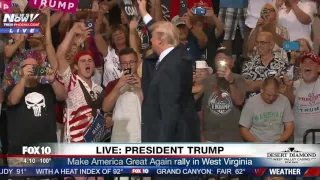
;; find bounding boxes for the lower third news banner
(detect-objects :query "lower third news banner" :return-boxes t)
[2,144,320,177]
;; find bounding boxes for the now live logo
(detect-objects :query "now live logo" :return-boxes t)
[3,14,41,27]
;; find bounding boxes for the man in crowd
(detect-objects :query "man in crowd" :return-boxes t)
[138,0,200,143]
[244,0,273,56]
[242,32,287,101]
[5,58,67,166]
[283,52,320,144]
[103,48,143,143]
[239,77,294,143]
[201,48,245,143]
[56,23,105,144]
[171,12,208,61]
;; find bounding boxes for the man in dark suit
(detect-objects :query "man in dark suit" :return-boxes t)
[137,0,200,143]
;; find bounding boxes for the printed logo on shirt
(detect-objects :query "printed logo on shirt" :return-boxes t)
[296,93,320,114]
[208,90,233,116]
[25,92,46,117]
[253,112,283,128]
[137,22,150,50]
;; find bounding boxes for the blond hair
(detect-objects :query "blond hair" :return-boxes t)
[151,21,180,47]
[260,2,279,23]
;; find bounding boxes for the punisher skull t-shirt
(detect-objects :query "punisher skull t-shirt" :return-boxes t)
[5,84,57,154]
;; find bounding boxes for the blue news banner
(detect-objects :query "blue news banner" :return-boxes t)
[0,158,319,177]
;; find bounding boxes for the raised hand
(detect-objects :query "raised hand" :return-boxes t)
[216,65,234,83]
[256,18,265,27]
[71,22,87,35]
[129,17,140,30]
[205,7,214,17]
[76,28,91,45]
[45,68,57,83]
[137,0,148,16]
[92,0,99,11]
[40,6,50,16]
[181,13,192,29]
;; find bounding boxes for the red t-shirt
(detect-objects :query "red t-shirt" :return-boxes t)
[169,0,213,20]
[105,79,119,97]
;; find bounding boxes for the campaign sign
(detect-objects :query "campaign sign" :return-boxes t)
[0,0,11,13]
[119,0,139,21]
[84,113,112,142]
[28,0,79,13]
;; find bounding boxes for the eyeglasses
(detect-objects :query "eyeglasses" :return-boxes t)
[120,60,137,66]
[256,41,271,45]
[261,8,275,14]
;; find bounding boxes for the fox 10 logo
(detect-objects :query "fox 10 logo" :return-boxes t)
[0,14,41,34]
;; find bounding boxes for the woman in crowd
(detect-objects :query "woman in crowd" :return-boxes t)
[247,2,289,63]
[94,13,130,88]
[278,0,317,46]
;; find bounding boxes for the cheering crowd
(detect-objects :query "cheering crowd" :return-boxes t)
[0,0,320,178]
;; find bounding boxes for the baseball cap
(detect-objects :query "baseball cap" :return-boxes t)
[216,46,232,57]
[171,15,185,27]
[196,61,213,74]
[301,52,320,64]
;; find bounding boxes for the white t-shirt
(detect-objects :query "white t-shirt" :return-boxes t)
[245,0,274,28]
[278,1,317,46]
[103,46,121,87]
[293,78,320,144]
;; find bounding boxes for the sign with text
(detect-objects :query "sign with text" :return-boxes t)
[28,0,78,13]
[84,113,111,142]
[0,0,11,13]
[119,0,139,21]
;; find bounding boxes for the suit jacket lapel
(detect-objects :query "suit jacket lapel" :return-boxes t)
[154,47,177,71]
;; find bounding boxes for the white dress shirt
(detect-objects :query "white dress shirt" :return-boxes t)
[143,14,153,26]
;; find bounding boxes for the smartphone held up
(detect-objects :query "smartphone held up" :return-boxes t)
[33,66,47,76]
[283,41,300,51]
[124,68,132,75]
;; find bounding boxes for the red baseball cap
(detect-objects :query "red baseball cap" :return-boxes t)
[301,52,320,64]
[74,51,94,64]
